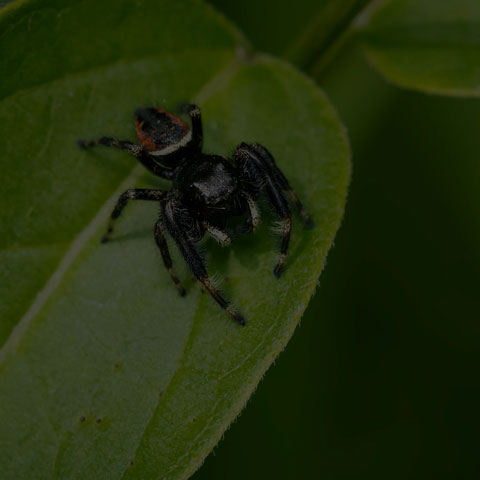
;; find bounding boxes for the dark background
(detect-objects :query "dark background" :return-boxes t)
[193,2,480,479]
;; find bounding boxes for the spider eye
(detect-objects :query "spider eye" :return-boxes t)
[135,107,190,155]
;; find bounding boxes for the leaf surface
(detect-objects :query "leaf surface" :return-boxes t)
[362,0,480,97]
[0,1,350,478]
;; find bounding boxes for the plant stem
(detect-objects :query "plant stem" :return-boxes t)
[283,0,383,77]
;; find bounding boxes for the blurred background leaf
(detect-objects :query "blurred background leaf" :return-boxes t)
[362,0,480,97]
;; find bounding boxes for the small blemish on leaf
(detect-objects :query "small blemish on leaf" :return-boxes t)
[129,460,135,467]
[114,361,123,371]
[159,391,165,398]
[95,416,110,431]
[79,416,86,423]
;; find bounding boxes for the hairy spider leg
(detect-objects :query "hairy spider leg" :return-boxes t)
[163,198,246,325]
[250,143,314,228]
[154,220,186,296]
[77,137,175,180]
[234,143,294,279]
[241,194,260,233]
[203,222,232,246]
[102,188,165,243]
[177,103,203,151]
[265,181,292,279]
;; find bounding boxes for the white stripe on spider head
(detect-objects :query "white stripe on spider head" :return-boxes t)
[150,130,192,156]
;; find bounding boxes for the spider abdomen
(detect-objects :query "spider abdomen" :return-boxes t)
[176,156,244,217]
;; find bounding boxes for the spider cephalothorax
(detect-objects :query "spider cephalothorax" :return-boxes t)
[78,104,313,325]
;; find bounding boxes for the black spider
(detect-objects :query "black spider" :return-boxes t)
[78,104,313,325]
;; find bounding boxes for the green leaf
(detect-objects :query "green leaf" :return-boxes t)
[0,0,350,478]
[362,0,480,97]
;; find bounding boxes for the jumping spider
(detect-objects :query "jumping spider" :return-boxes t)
[78,104,313,325]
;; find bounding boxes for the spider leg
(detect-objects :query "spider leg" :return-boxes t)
[249,143,314,228]
[164,198,245,325]
[241,194,260,233]
[102,188,165,243]
[234,143,295,278]
[78,137,140,153]
[78,137,174,180]
[177,103,203,151]
[203,222,231,247]
[154,220,186,296]
[265,185,292,279]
